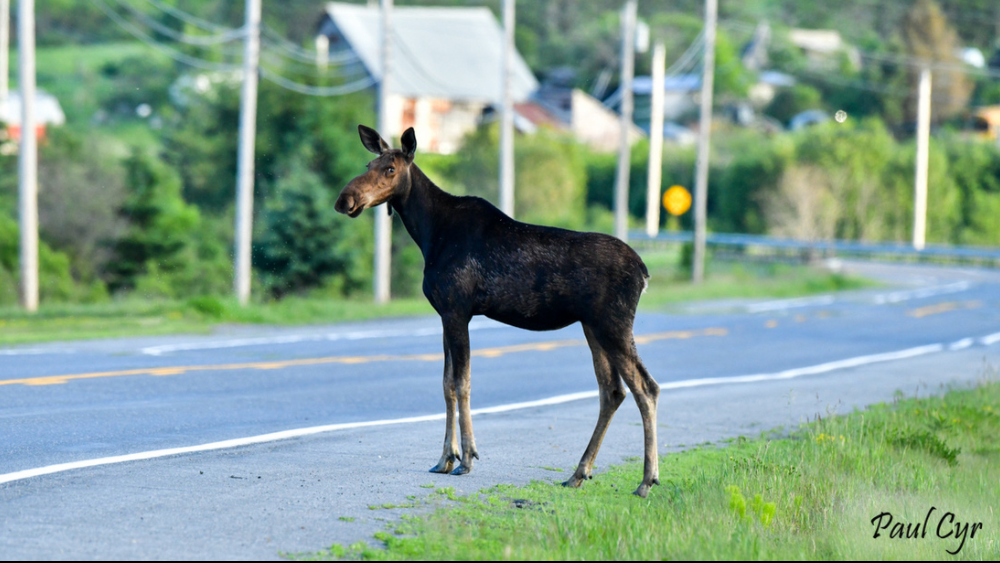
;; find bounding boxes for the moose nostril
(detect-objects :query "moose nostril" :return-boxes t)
[335,195,352,214]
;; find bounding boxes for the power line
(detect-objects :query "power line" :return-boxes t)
[88,0,239,72]
[259,67,376,96]
[138,0,233,32]
[859,50,1000,80]
[112,0,245,46]
[604,31,705,109]
[258,48,369,79]
[261,24,360,65]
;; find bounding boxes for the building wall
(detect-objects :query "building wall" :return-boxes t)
[570,89,644,153]
[389,94,484,155]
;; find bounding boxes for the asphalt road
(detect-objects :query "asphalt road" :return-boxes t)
[1,261,999,560]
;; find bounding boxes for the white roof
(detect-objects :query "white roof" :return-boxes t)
[0,91,66,126]
[322,3,538,103]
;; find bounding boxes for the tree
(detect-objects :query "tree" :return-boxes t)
[105,150,201,293]
[902,0,973,124]
[253,147,373,298]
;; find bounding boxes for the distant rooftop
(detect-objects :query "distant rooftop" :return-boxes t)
[0,91,66,126]
[320,2,538,103]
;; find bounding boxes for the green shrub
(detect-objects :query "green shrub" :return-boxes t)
[440,124,590,229]
[253,147,373,298]
[106,149,229,297]
[0,213,102,305]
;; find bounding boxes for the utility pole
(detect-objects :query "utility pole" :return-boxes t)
[613,0,637,242]
[692,0,717,283]
[913,67,931,251]
[373,0,393,303]
[645,41,665,238]
[233,0,261,305]
[498,0,515,218]
[1,0,9,101]
[18,0,37,311]
[315,34,329,70]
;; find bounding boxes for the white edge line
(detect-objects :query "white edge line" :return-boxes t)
[0,348,73,356]
[949,338,974,351]
[871,281,971,305]
[745,295,835,313]
[0,339,977,487]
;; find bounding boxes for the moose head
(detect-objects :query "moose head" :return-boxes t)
[334,125,417,218]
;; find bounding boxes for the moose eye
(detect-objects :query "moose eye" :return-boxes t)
[387,167,395,174]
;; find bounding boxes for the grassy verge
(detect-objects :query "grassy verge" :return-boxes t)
[305,375,999,560]
[637,246,873,309]
[0,296,433,346]
[0,250,870,346]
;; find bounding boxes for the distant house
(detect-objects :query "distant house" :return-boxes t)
[519,83,645,152]
[0,91,66,151]
[316,2,538,154]
[788,29,860,70]
[748,70,796,107]
[629,74,702,122]
[972,105,1000,144]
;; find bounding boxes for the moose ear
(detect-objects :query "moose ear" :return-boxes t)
[401,127,417,162]
[358,124,390,155]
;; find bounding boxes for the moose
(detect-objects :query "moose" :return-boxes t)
[335,125,660,497]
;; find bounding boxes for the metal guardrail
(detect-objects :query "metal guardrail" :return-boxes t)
[629,230,1000,265]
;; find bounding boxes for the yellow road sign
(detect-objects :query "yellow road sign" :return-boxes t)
[663,185,692,216]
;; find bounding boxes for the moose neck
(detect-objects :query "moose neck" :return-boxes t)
[388,163,445,259]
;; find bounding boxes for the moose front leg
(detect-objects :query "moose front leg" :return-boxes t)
[430,338,461,473]
[444,318,477,475]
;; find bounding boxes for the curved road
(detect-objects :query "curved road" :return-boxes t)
[1,261,999,559]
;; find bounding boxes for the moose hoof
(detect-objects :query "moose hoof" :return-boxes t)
[633,481,658,498]
[429,462,454,474]
[450,464,472,476]
[429,454,459,474]
[561,473,588,488]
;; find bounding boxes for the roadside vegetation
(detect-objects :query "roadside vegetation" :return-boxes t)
[304,373,999,560]
[0,248,868,345]
[0,0,994,324]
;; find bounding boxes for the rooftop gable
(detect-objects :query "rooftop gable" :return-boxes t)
[321,2,538,103]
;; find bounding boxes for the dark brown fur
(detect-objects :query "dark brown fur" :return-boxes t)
[335,125,660,497]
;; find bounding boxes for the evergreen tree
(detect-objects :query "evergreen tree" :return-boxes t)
[106,150,200,293]
[253,147,373,298]
[902,0,973,124]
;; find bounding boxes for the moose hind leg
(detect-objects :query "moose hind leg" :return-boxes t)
[564,325,627,488]
[430,343,461,474]
[607,334,660,498]
[627,353,661,497]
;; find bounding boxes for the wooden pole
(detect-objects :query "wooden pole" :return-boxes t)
[692,0,717,283]
[498,0,515,218]
[645,42,665,238]
[0,0,9,102]
[233,0,261,305]
[18,0,38,311]
[613,0,636,242]
[913,67,931,251]
[373,0,393,303]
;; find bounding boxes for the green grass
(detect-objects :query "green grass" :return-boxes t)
[301,374,1000,560]
[0,295,433,346]
[0,251,872,346]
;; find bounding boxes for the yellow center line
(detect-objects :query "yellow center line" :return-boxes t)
[1,328,728,387]
[906,301,982,318]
